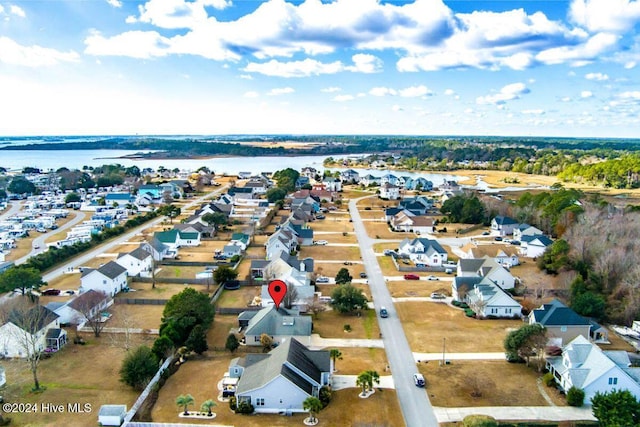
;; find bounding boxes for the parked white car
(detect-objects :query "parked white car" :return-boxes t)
[314,240,328,245]
[316,276,330,283]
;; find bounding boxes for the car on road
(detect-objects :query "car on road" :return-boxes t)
[42,289,61,296]
[33,244,40,249]
[510,240,521,245]
[379,307,389,318]
[344,261,353,265]
[413,373,425,387]
[482,231,490,235]
[313,240,328,245]
[430,292,446,299]
[383,249,396,256]
[427,275,438,281]
[316,276,330,283]
[328,206,337,211]
[404,274,420,280]
[494,236,503,241]
[316,214,326,220]
[360,272,367,278]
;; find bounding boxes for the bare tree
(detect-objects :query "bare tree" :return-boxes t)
[107,305,137,351]
[0,299,60,391]
[465,374,494,398]
[71,290,110,337]
[306,298,327,319]
[282,285,299,310]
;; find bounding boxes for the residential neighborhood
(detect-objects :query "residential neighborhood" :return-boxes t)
[0,162,637,427]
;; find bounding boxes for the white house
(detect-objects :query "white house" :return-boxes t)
[490,216,518,236]
[398,238,448,266]
[390,211,435,234]
[458,243,520,268]
[465,279,522,319]
[233,337,331,414]
[456,258,515,290]
[0,305,66,358]
[360,174,381,187]
[546,335,640,403]
[340,169,360,183]
[379,183,400,200]
[380,173,398,186]
[115,247,153,277]
[322,177,342,192]
[80,261,128,297]
[521,234,554,258]
[154,229,201,250]
[513,224,544,242]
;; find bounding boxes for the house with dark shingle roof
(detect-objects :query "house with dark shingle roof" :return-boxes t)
[529,299,594,346]
[115,246,153,277]
[0,305,65,358]
[490,215,519,236]
[521,234,554,258]
[239,306,313,347]
[398,238,448,266]
[80,261,128,297]
[232,337,330,413]
[154,228,201,250]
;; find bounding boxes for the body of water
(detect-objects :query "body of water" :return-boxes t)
[0,149,545,192]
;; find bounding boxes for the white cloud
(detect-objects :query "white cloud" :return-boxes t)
[369,87,396,97]
[345,54,382,74]
[239,74,253,80]
[581,90,593,98]
[444,89,456,96]
[9,5,25,17]
[267,87,294,96]
[243,91,259,98]
[522,109,545,115]
[585,72,609,80]
[569,0,640,33]
[392,105,403,112]
[0,5,4,14]
[333,95,354,102]
[321,87,341,93]
[625,61,637,69]
[399,85,432,98]
[134,0,230,29]
[476,82,530,105]
[561,96,573,102]
[106,0,123,8]
[464,108,474,114]
[535,32,619,66]
[0,37,80,67]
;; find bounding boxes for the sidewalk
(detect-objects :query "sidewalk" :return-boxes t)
[309,334,384,349]
[413,352,506,362]
[433,406,597,423]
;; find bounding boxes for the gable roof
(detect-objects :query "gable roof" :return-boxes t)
[493,215,518,225]
[236,337,329,395]
[120,246,152,261]
[244,306,312,337]
[83,261,127,279]
[7,305,58,333]
[530,299,591,327]
[68,289,110,311]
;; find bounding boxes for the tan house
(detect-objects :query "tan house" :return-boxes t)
[528,299,598,346]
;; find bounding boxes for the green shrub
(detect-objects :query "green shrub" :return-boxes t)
[464,308,475,317]
[452,300,461,307]
[460,302,469,309]
[462,414,498,427]
[236,401,254,414]
[229,396,237,411]
[567,386,585,407]
[542,372,556,387]
[343,324,352,332]
[319,385,332,408]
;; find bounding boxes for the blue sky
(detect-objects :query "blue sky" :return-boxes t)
[1,0,640,137]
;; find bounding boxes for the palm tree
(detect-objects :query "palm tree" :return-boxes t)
[366,370,380,391]
[329,349,342,372]
[302,396,323,424]
[356,371,371,396]
[176,394,194,415]
[200,399,217,416]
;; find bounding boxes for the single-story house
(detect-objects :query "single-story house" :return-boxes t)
[233,337,331,414]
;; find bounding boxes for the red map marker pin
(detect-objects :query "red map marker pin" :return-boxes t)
[268,279,287,309]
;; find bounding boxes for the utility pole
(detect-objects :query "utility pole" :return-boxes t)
[442,337,446,366]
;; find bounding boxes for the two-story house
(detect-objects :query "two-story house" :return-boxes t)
[79,261,128,297]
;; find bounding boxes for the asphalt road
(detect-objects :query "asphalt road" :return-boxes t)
[0,201,23,221]
[349,196,439,427]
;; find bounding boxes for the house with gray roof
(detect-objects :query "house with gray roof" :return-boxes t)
[465,278,522,319]
[529,299,602,346]
[521,234,554,258]
[398,238,448,266]
[546,335,640,403]
[239,306,313,347]
[115,246,153,277]
[80,261,128,297]
[233,337,331,414]
[140,237,173,261]
[456,257,515,290]
[0,305,65,358]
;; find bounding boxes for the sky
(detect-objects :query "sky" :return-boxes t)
[1,0,640,137]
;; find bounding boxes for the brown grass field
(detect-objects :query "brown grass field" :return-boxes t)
[299,245,361,261]
[150,354,404,427]
[397,301,522,353]
[1,334,152,427]
[313,262,366,279]
[376,255,399,276]
[363,222,414,240]
[108,303,165,330]
[215,286,261,309]
[386,280,450,298]
[419,360,559,407]
[312,308,380,340]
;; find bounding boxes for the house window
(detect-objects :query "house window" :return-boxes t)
[608,377,618,385]
[491,308,498,314]
[561,326,567,332]
[505,308,512,314]
[103,280,107,284]
[256,398,265,406]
